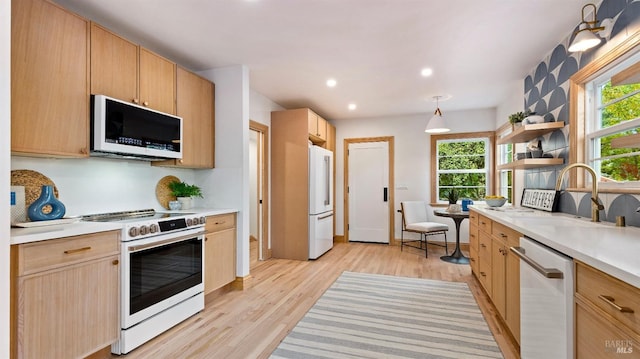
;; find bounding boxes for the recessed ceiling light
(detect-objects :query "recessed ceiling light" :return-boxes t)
[326,78,337,87]
[421,68,433,77]
[348,103,357,111]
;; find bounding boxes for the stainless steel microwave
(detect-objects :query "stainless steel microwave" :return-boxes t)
[91,94,183,160]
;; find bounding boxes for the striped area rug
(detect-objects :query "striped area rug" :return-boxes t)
[270,271,504,359]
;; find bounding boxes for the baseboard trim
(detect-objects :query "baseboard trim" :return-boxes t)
[333,235,346,243]
[233,274,253,290]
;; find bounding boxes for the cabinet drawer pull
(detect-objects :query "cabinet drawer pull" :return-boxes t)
[112,259,119,265]
[481,221,486,225]
[64,246,92,255]
[480,243,486,248]
[215,221,226,225]
[598,295,635,313]
[480,271,486,277]
[469,257,475,262]
[500,233,507,238]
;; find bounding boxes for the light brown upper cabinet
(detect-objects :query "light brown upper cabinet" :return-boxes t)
[308,110,327,144]
[11,0,90,158]
[90,23,176,115]
[154,67,215,169]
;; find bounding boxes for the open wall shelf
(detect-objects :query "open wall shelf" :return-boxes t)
[497,121,565,145]
[498,158,564,170]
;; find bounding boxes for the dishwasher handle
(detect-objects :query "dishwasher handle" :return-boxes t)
[510,246,564,279]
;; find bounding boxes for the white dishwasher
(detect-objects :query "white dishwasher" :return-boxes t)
[510,236,574,359]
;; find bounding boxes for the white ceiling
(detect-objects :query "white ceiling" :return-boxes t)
[55,0,592,120]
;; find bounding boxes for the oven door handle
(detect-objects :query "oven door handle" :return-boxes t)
[128,232,204,253]
[510,246,564,279]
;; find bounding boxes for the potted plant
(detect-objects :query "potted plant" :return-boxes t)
[168,180,203,210]
[445,189,459,204]
[509,109,534,128]
[445,189,461,212]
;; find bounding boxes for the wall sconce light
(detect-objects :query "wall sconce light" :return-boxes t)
[425,95,450,133]
[568,3,612,52]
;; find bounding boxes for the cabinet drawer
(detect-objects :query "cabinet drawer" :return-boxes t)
[468,210,479,225]
[478,214,492,234]
[576,298,640,358]
[469,223,479,252]
[575,261,640,334]
[206,213,236,233]
[478,231,492,293]
[17,230,120,276]
[479,231,492,258]
[478,254,492,294]
[469,245,479,275]
[492,221,521,246]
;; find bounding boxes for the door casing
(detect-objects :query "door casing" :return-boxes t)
[343,136,395,244]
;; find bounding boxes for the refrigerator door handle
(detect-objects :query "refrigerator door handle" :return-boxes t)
[324,155,330,206]
[383,187,388,202]
[318,213,334,220]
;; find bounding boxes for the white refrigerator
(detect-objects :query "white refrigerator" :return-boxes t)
[309,145,334,259]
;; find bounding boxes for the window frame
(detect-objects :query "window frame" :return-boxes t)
[584,58,640,187]
[430,131,496,206]
[570,31,640,192]
[495,122,515,203]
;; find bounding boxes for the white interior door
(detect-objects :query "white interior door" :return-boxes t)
[347,141,389,243]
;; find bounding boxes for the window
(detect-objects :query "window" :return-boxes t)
[430,131,495,203]
[585,51,640,187]
[496,124,514,203]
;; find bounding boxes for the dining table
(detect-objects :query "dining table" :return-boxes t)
[433,209,470,264]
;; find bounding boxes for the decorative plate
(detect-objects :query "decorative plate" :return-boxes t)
[156,175,180,209]
[11,169,60,207]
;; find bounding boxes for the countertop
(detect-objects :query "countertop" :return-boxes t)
[10,207,238,245]
[469,204,640,288]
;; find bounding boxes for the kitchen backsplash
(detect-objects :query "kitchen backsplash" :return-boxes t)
[11,156,197,216]
[522,0,640,227]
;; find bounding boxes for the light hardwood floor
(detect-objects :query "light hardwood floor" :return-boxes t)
[110,242,520,359]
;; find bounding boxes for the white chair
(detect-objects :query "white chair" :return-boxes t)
[400,201,449,257]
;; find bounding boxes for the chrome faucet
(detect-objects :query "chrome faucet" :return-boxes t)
[555,163,604,222]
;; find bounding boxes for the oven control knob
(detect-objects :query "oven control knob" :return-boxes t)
[186,218,193,226]
[149,224,159,233]
[128,227,139,237]
[139,225,149,235]
[191,217,199,225]
[200,216,206,224]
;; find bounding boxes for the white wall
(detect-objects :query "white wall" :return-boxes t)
[250,89,283,127]
[335,108,496,243]
[496,80,524,129]
[1,0,11,355]
[197,65,251,277]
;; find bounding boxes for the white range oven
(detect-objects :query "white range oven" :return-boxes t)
[82,209,206,354]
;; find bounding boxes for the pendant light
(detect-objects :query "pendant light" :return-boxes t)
[425,95,450,133]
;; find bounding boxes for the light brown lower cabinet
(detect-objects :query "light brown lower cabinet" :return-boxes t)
[575,260,640,358]
[469,209,521,346]
[205,213,237,294]
[11,231,121,359]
